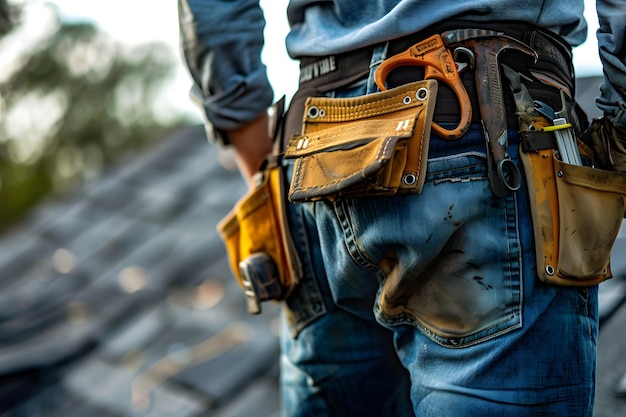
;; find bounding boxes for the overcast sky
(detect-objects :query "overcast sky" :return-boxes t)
[14,0,603,120]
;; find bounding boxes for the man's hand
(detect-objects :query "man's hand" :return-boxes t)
[227,112,273,184]
[582,117,626,173]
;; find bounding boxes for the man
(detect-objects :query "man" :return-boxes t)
[179,1,626,415]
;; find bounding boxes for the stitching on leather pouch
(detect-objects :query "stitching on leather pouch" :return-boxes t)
[293,159,304,191]
[316,100,414,121]
[310,88,425,121]
[378,136,397,165]
[413,110,426,179]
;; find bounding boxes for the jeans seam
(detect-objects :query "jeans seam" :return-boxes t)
[334,200,384,275]
[284,202,327,337]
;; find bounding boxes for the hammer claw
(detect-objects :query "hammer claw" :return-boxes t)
[443,30,537,196]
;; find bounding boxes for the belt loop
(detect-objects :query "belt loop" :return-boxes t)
[366,43,390,94]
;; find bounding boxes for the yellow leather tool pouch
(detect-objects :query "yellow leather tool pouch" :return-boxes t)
[217,165,301,313]
[521,145,626,286]
[284,80,438,202]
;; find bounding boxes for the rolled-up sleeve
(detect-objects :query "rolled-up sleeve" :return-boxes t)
[595,0,626,128]
[179,0,273,141]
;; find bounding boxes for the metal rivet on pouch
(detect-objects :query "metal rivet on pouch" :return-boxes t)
[557,170,564,178]
[402,173,417,185]
[416,87,428,101]
[403,96,412,105]
[307,105,320,118]
[545,265,555,276]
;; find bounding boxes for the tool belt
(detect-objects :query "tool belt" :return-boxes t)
[282,21,626,288]
[286,21,584,198]
[218,21,625,316]
[287,20,580,143]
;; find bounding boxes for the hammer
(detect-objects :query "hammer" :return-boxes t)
[443,29,538,197]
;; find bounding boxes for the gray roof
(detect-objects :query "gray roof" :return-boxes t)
[0,124,281,416]
[0,76,625,416]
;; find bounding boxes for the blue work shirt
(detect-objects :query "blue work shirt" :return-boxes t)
[178,0,626,134]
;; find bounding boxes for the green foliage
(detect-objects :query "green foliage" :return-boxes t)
[0,5,190,229]
[0,0,11,36]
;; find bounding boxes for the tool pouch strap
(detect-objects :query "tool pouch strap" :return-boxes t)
[284,80,438,202]
[520,139,626,286]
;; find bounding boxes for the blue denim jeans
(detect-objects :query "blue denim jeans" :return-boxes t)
[279,44,598,417]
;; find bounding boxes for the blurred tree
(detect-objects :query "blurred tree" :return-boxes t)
[0,2,190,230]
[0,0,10,36]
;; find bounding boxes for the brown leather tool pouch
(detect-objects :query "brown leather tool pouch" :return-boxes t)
[521,144,626,286]
[217,163,301,314]
[284,80,438,202]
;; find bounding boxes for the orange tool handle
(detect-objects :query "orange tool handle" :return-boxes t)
[374,34,471,139]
